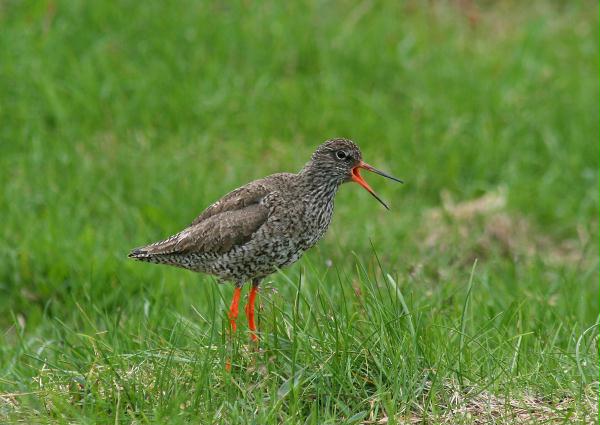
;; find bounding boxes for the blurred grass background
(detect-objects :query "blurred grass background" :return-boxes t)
[0,0,598,423]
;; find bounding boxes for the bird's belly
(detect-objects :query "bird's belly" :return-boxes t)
[246,237,307,273]
[193,237,306,283]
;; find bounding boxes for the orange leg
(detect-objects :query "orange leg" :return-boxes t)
[226,286,243,371]
[228,286,242,332]
[245,282,259,342]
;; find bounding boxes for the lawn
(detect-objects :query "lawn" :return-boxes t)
[0,1,598,423]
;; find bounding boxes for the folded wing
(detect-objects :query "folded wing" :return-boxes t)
[129,182,270,258]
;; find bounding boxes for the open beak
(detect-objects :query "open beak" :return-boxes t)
[351,161,403,210]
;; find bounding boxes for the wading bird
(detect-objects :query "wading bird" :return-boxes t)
[129,139,402,341]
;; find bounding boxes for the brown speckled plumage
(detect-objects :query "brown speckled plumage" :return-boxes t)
[128,138,402,340]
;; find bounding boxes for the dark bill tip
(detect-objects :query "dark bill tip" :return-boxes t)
[359,162,404,184]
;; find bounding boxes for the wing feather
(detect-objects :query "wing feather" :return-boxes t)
[129,181,271,257]
[190,183,269,226]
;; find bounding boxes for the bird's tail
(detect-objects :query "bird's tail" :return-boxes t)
[128,247,151,259]
[128,233,183,261]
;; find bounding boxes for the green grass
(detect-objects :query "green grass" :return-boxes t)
[0,0,598,423]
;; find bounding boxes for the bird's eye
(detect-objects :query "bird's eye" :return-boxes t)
[335,150,348,160]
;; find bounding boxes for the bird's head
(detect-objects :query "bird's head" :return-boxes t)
[306,138,403,209]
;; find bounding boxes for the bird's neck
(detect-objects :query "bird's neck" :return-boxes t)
[297,165,342,204]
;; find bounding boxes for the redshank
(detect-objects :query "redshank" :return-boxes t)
[129,139,402,341]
